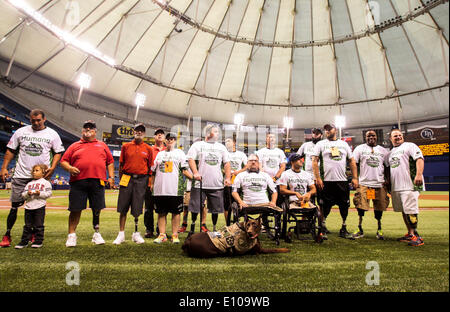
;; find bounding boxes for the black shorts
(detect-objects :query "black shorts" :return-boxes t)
[321,181,350,209]
[68,179,105,212]
[154,196,183,215]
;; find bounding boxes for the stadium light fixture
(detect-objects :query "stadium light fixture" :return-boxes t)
[283,116,294,130]
[234,113,244,126]
[76,72,91,105]
[335,115,346,139]
[134,93,146,121]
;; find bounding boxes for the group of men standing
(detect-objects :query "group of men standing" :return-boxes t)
[0,109,426,248]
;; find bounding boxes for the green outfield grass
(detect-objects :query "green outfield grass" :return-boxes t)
[0,205,448,292]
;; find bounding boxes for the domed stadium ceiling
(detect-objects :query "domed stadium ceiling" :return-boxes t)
[0,0,448,129]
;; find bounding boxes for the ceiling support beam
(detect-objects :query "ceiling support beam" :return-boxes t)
[5,23,25,77]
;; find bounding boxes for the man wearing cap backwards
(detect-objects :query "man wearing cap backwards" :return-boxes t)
[151,132,193,244]
[351,130,390,240]
[60,120,115,247]
[0,109,65,248]
[144,128,166,238]
[312,123,358,239]
[279,154,317,209]
[113,124,153,245]
[386,128,425,247]
[187,124,231,233]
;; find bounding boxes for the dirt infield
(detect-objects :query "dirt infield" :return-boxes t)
[419,194,449,200]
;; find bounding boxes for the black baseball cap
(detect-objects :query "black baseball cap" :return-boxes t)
[166,132,176,140]
[323,124,336,131]
[312,128,322,135]
[154,128,165,135]
[134,123,146,132]
[289,153,304,163]
[83,120,96,129]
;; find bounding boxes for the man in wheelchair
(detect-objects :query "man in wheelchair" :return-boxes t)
[231,154,282,243]
[278,154,324,242]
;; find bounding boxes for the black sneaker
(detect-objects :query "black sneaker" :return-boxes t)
[145,232,154,238]
[31,242,43,248]
[339,226,351,239]
[322,225,331,234]
[15,241,28,249]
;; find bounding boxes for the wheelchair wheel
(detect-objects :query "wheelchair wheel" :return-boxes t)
[281,199,289,239]
[310,211,324,244]
[231,202,240,223]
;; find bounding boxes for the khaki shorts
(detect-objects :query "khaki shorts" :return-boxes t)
[391,190,419,214]
[353,185,389,211]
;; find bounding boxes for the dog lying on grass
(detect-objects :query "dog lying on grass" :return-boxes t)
[182,217,289,258]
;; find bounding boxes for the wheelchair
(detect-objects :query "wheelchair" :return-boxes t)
[230,188,283,245]
[280,194,324,244]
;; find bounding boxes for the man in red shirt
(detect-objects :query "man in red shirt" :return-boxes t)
[144,128,166,238]
[113,124,152,245]
[60,121,115,247]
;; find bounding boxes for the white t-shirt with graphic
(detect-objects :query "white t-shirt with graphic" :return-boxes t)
[312,139,353,182]
[297,141,319,175]
[21,178,52,210]
[7,126,65,179]
[232,171,277,205]
[278,169,315,202]
[186,141,230,190]
[353,144,389,188]
[255,147,287,178]
[228,151,248,172]
[386,142,425,192]
[151,149,188,196]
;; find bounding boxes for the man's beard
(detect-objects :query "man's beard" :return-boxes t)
[248,167,259,173]
[312,138,321,144]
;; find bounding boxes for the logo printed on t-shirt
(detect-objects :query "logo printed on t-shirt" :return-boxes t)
[24,142,44,156]
[390,157,400,168]
[366,156,380,168]
[205,153,219,166]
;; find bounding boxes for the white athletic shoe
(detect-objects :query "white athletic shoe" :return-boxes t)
[66,233,77,247]
[92,232,105,245]
[113,232,125,245]
[132,232,145,244]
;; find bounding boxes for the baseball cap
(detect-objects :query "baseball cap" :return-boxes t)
[166,132,177,140]
[83,120,96,129]
[323,124,336,131]
[312,128,322,135]
[134,123,146,132]
[289,153,304,163]
[154,128,165,135]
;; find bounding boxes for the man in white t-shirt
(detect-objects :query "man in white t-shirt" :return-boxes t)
[187,124,231,233]
[232,154,278,208]
[0,109,64,248]
[150,133,193,244]
[256,133,287,181]
[297,128,323,208]
[351,130,390,240]
[312,123,358,239]
[297,128,323,176]
[224,137,248,225]
[279,154,316,206]
[386,129,425,247]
